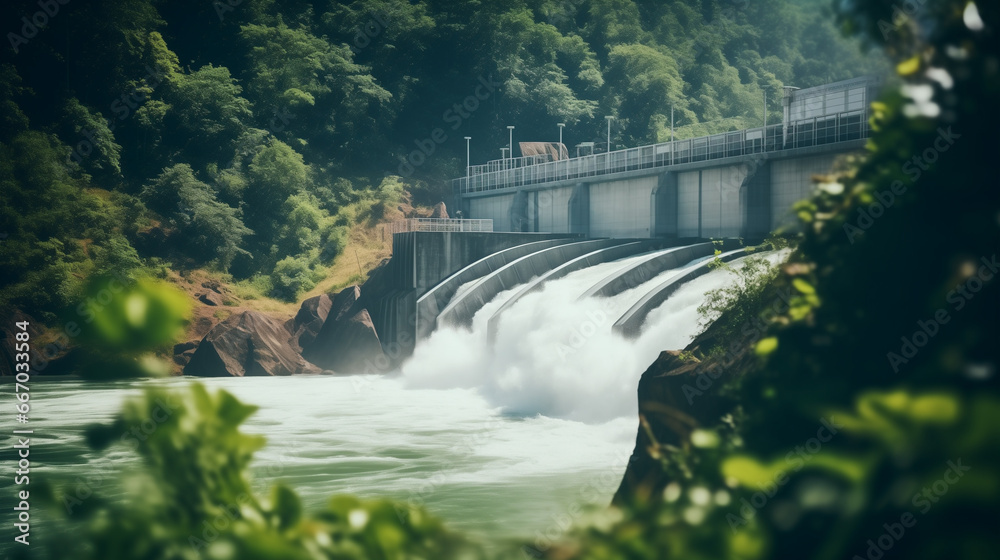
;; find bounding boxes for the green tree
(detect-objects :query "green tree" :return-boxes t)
[160,65,254,169]
[604,43,687,144]
[61,98,123,184]
[495,10,600,127]
[141,164,251,270]
[0,131,143,318]
[239,21,391,163]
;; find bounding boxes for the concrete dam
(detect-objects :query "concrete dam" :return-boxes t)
[364,77,877,365]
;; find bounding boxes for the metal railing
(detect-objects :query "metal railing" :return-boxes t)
[452,109,870,194]
[387,218,494,234]
[467,154,549,177]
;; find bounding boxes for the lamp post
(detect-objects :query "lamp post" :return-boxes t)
[557,123,565,159]
[507,126,515,161]
[464,136,471,177]
[781,86,800,148]
[605,116,614,153]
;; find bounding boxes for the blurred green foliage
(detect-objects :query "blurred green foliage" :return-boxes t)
[76,277,191,353]
[68,276,192,379]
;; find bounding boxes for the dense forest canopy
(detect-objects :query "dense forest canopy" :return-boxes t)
[0,0,886,317]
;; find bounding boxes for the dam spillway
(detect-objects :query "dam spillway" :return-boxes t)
[400,243,788,422]
[361,229,778,372]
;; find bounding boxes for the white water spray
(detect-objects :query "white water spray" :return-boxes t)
[402,249,789,423]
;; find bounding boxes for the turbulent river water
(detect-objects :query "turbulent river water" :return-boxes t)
[0,249,785,552]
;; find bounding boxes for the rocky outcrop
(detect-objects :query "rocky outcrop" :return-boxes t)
[184,311,321,377]
[430,201,449,218]
[196,279,229,306]
[329,285,361,319]
[286,294,333,351]
[172,340,199,368]
[286,286,362,351]
[198,291,224,306]
[301,286,385,374]
[613,319,757,505]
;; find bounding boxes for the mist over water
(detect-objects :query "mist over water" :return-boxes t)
[402,249,788,423]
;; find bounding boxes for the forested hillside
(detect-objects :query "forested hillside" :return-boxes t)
[0,0,885,320]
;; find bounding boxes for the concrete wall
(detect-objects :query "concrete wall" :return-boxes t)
[741,160,771,240]
[469,193,515,232]
[699,165,746,238]
[461,149,851,239]
[569,183,590,235]
[672,165,748,238]
[529,185,574,233]
[677,171,700,237]
[770,153,839,230]
[589,176,658,238]
[651,172,678,238]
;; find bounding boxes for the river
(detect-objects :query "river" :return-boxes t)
[0,250,785,555]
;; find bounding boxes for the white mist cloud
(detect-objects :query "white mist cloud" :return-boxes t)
[403,250,786,423]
